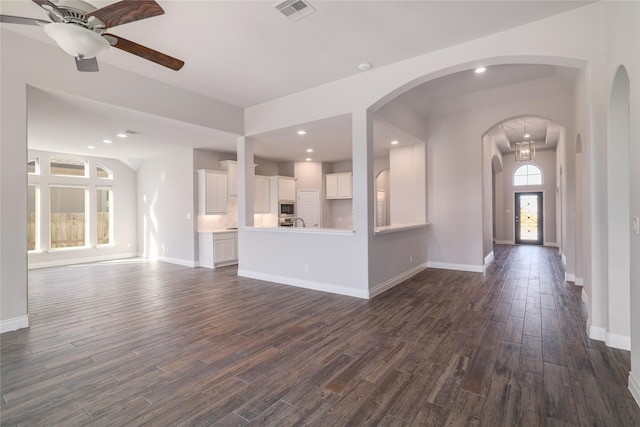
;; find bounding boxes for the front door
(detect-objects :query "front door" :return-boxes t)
[515,192,543,245]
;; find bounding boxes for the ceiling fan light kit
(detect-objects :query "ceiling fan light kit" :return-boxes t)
[44,22,109,58]
[1,0,184,72]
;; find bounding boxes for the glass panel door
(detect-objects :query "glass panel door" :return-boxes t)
[515,192,543,245]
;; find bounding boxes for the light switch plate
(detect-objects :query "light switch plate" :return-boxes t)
[633,217,639,235]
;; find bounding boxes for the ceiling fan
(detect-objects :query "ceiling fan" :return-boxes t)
[0,0,184,72]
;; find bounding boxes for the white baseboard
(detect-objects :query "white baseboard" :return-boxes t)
[426,261,484,273]
[28,252,139,269]
[575,277,583,286]
[606,333,631,351]
[630,372,640,408]
[495,240,514,245]
[369,263,428,298]
[1,315,29,333]
[484,251,495,267]
[157,256,197,268]
[544,242,559,247]
[237,269,369,299]
[565,273,576,282]
[588,322,607,342]
[585,317,631,350]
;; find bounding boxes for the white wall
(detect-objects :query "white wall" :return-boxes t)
[137,149,197,266]
[602,1,640,396]
[27,150,137,268]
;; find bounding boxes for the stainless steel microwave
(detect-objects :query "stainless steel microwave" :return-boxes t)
[278,200,295,217]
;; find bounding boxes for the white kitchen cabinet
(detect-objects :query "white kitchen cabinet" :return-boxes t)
[269,176,296,202]
[197,169,228,214]
[219,160,237,197]
[254,175,270,213]
[325,172,352,199]
[198,232,237,269]
[278,177,296,201]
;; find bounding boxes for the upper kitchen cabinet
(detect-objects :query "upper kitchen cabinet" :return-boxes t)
[197,169,228,215]
[272,176,296,201]
[326,172,352,199]
[219,160,237,197]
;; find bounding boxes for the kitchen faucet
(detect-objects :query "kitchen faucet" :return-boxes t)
[292,217,306,227]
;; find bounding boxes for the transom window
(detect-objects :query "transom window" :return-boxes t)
[513,164,543,186]
[96,163,113,179]
[50,157,87,177]
[28,158,40,175]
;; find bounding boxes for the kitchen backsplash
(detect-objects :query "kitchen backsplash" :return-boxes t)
[197,197,238,231]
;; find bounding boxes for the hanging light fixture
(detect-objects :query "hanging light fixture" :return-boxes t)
[515,122,535,162]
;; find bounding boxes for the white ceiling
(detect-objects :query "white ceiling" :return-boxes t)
[3,0,590,165]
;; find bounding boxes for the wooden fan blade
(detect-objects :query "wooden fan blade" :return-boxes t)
[0,14,49,26]
[87,0,164,29]
[104,33,184,71]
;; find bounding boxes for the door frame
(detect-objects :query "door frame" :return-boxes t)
[514,191,544,245]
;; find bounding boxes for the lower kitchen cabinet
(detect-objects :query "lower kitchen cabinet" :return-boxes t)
[198,231,237,269]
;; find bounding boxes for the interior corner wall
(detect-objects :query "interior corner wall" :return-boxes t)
[137,149,196,266]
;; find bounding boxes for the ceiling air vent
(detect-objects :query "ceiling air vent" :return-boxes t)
[274,0,315,22]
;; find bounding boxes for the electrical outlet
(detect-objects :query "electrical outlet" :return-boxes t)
[304,264,309,272]
[409,255,413,262]
[633,217,639,235]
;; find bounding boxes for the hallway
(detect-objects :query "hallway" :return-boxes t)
[1,245,639,425]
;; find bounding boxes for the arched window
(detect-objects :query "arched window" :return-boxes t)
[513,164,542,186]
[96,163,113,179]
[28,158,40,175]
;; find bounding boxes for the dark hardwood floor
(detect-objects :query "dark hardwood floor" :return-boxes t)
[2,245,639,426]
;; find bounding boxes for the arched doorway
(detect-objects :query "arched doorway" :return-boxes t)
[483,116,564,252]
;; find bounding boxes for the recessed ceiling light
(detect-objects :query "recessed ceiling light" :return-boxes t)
[391,140,399,145]
[297,130,306,135]
[87,145,96,149]
[358,62,372,71]
[524,133,531,138]
[102,139,112,144]
[117,133,128,138]
[306,148,313,153]
[475,67,486,74]
[305,158,312,161]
